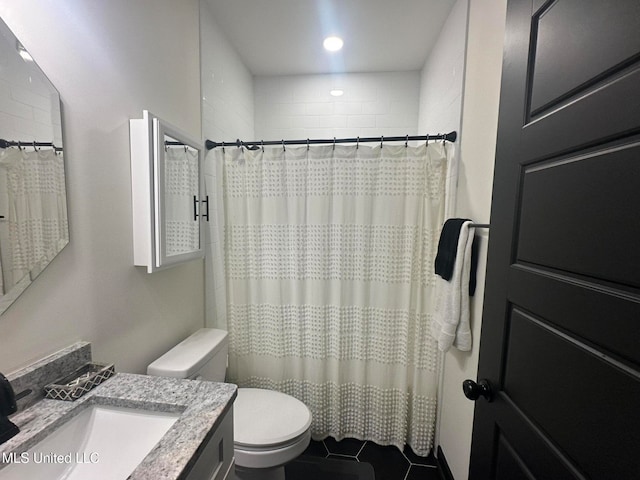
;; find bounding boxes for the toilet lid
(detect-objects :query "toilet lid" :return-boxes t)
[233,388,312,448]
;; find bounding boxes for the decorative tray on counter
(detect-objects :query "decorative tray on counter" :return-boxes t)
[44,362,115,401]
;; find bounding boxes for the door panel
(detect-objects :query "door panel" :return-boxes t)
[522,67,640,162]
[517,140,640,287]
[528,0,640,117]
[503,309,640,479]
[494,433,535,480]
[476,399,582,479]
[469,0,640,478]
[508,265,640,367]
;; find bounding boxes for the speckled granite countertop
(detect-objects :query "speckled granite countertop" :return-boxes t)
[0,372,237,479]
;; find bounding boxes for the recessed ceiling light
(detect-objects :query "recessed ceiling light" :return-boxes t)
[330,89,344,97]
[323,36,344,52]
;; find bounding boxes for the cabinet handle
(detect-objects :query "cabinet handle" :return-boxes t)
[193,195,198,221]
[193,196,209,222]
[202,196,209,221]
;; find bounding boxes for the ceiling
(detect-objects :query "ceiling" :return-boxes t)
[204,0,458,76]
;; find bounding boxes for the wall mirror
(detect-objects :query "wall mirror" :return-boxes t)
[0,16,69,315]
[130,111,205,273]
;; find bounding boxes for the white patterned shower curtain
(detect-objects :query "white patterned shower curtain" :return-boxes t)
[164,146,200,256]
[215,142,448,455]
[1,148,68,285]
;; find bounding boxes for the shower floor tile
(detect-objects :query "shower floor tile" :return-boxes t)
[298,437,440,480]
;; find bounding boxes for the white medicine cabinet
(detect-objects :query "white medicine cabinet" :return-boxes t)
[130,111,207,273]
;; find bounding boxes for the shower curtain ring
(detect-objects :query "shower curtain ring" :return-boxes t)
[222,141,225,154]
[356,137,359,149]
[282,139,285,152]
[33,140,38,151]
[405,135,409,148]
[307,138,310,151]
[261,140,264,152]
[333,137,336,150]
[381,136,384,148]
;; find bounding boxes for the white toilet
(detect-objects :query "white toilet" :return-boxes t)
[147,328,312,480]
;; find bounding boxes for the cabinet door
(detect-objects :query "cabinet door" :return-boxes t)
[185,407,235,480]
[154,118,205,270]
[130,111,205,273]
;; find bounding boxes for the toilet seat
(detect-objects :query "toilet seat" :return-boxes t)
[233,388,312,448]
[233,388,312,470]
[234,431,308,451]
[234,429,311,470]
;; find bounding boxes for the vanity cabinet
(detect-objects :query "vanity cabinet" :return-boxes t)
[130,111,206,272]
[186,406,235,480]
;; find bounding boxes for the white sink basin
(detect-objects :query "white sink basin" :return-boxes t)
[0,404,180,480]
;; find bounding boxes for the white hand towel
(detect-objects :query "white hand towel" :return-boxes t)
[431,220,474,352]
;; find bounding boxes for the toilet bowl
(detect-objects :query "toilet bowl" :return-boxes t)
[147,328,312,480]
[233,388,311,479]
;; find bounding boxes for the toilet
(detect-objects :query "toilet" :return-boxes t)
[147,328,312,480]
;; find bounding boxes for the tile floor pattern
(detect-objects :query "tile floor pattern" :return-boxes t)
[301,437,440,480]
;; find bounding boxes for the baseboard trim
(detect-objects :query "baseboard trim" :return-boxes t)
[436,446,455,480]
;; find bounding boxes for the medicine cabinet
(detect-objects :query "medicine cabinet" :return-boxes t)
[130,111,206,273]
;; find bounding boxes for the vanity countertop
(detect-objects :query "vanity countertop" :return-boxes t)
[0,372,237,479]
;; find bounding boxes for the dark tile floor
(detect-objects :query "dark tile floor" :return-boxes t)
[300,437,440,480]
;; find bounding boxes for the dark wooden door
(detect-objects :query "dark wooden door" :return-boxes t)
[468,1,640,478]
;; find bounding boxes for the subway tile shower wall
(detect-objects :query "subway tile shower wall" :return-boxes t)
[0,63,61,144]
[254,72,421,141]
[200,1,256,328]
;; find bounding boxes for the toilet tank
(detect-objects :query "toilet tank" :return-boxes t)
[147,328,228,381]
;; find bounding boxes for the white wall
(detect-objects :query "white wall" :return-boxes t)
[417,0,469,224]
[416,0,469,459]
[199,0,255,328]
[0,0,205,375]
[200,2,254,144]
[436,1,507,479]
[254,72,421,140]
[418,0,468,137]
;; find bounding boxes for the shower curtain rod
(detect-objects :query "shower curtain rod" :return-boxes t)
[205,131,457,150]
[0,139,63,152]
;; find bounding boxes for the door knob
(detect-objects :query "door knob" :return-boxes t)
[462,379,493,402]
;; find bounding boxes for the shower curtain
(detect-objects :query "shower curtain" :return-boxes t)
[164,146,200,256]
[214,142,448,455]
[1,147,68,284]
